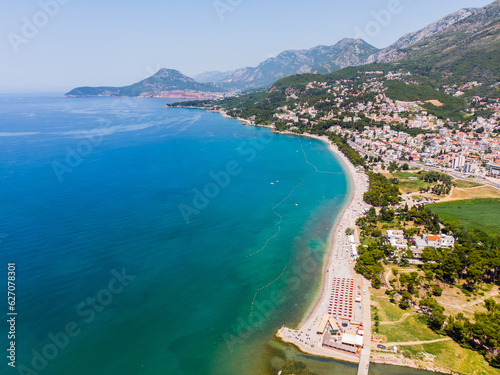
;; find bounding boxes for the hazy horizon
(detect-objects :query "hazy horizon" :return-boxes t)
[0,0,494,93]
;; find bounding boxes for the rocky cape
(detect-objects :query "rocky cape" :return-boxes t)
[65,69,225,99]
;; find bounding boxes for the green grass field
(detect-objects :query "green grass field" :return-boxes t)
[385,171,434,193]
[377,315,443,342]
[372,294,405,322]
[427,198,500,236]
[453,179,482,188]
[405,341,500,375]
[371,288,500,374]
[372,293,500,374]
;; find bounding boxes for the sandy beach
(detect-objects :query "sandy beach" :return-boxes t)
[253,129,460,374]
[207,111,373,365]
[270,133,455,374]
[275,133,372,366]
[206,110,374,365]
[213,110,456,373]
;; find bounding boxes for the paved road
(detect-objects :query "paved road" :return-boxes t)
[347,141,500,190]
[357,277,372,375]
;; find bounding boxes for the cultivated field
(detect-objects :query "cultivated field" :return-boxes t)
[427,198,500,236]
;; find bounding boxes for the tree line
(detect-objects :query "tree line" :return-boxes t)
[363,172,402,207]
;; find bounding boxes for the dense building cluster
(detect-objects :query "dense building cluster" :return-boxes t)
[268,71,500,178]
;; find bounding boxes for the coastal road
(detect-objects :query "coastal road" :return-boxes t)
[357,277,372,375]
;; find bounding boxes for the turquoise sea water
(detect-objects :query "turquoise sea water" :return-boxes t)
[0,94,434,375]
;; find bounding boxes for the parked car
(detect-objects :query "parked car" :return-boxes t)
[377,344,386,349]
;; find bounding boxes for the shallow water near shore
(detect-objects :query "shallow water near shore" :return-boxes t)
[264,339,438,375]
[0,94,436,375]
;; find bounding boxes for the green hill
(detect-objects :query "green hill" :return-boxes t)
[384,81,468,121]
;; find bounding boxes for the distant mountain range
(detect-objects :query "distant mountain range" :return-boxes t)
[66,38,379,97]
[207,38,379,90]
[66,0,499,98]
[194,70,232,84]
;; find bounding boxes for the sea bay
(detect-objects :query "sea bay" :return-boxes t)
[0,94,435,375]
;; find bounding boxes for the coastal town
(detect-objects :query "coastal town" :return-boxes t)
[276,131,499,374]
[165,2,500,369]
[179,64,500,373]
[268,70,500,182]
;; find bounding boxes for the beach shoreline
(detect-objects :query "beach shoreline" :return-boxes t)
[243,124,456,375]
[211,108,373,364]
[289,133,358,325]
[274,132,371,362]
[175,101,458,375]
[199,107,460,374]
[260,129,453,374]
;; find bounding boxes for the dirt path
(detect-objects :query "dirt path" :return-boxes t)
[379,313,413,325]
[464,290,499,308]
[440,289,499,312]
[384,269,392,289]
[384,337,452,347]
[457,185,485,190]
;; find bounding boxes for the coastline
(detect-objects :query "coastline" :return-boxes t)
[197,108,454,374]
[221,114,367,334]
[259,129,461,374]
[289,133,357,324]
[260,129,457,375]
[275,133,371,362]
[212,108,373,364]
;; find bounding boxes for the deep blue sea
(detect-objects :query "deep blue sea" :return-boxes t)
[0,94,434,375]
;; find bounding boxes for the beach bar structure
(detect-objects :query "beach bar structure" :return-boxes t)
[317,314,343,336]
[317,314,330,334]
[351,244,358,257]
[341,333,364,348]
[323,332,364,354]
[329,318,342,335]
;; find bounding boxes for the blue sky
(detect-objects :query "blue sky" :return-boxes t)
[0,0,494,92]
